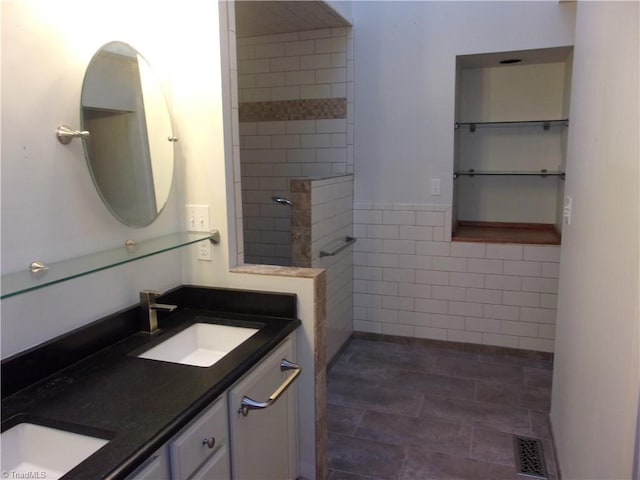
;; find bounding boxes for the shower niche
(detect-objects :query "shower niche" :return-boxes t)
[452,47,574,244]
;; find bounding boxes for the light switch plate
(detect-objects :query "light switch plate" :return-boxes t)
[563,196,572,225]
[186,205,211,232]
[431,179,441,196]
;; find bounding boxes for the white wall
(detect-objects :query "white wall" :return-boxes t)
[352,0,576,205]
[349,1,574,352]
[1,2,319,476]
[550,2,640,479]
[458,63,568,122]
[0,1,189,357]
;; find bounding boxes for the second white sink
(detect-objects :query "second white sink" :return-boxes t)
[138,322,260,367]
[1,422,109,479]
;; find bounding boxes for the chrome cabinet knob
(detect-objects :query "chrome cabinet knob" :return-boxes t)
[202,437,216,449]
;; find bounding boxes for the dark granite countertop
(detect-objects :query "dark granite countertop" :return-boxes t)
[1,285,301,479]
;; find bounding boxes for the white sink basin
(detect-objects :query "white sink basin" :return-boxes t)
[138,322,260,367]
[1,423,109,479]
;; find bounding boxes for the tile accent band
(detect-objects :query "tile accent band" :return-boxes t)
[239,97,347,122]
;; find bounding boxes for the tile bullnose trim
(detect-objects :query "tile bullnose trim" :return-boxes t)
[230,264,326,279]
[353,202,453,212]
[352,331,554,363]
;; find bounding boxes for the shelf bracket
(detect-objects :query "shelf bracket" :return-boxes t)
[56,125,90,144]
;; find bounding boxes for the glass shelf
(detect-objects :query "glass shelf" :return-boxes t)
[455,119,569,131]
[1,232,217,299]
[453,170,565,179]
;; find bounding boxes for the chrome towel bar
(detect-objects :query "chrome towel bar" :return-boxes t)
[238,359,301,417]
[319,236,357,258]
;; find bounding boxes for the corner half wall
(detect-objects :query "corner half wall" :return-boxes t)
[550,2,640,479]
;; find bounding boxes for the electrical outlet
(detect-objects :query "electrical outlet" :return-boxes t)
[186,205,211,232]
[197,240,212,261]
[431,179,441,196]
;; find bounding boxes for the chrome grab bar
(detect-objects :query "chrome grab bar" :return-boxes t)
[238,359,301,417]
[319,236,357,258]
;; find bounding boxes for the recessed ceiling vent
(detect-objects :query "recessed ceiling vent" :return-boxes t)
[500,58,523,64]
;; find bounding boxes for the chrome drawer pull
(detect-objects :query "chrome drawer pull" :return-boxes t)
[202,437,216,449]
[238,359,301,417]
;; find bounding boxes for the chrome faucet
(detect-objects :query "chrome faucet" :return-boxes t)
[140,290,178,333]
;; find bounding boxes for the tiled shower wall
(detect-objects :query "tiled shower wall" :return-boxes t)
[353,203,560,352]
[292,175,354,362]
[237,27,354,265]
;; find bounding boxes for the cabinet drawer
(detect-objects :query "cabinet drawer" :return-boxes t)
[170,396,228,479]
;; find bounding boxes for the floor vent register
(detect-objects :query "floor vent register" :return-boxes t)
[513,435,549,479]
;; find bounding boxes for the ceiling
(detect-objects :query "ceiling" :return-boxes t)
[235,1,350,38]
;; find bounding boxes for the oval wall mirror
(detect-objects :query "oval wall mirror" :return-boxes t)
[80,41,175,228]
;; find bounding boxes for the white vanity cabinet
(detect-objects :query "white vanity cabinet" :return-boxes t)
[127,397,230,480]
[228,336,299,480]
[127,334,299,480]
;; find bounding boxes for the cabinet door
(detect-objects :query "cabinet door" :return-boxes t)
[126,446,170,480]
[228,336,299,480]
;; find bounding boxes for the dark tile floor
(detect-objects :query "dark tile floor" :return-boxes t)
[327,337,558,480]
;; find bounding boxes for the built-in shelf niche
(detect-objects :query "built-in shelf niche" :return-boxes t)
[453,46,574,244]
